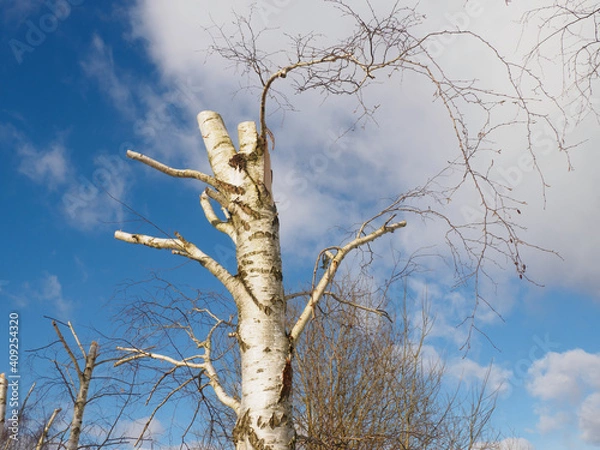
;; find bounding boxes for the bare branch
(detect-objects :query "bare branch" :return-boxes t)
[67,321,86,361]
[52,321,83,380]
[126,150,241,194]
[114,230,245,301]
[290,219,406,342]
[286,290,391,322]
[115,346,240,414]
[36,408,61,450]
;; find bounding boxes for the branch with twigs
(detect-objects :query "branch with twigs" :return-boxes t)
[286,290,391,322]
[115,314,240,447]
[290,217,406,342]
[114,230,247,303]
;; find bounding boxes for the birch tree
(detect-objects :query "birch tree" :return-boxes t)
[50,320,98,450]
[27,320,139,450]
[114,2,567,448]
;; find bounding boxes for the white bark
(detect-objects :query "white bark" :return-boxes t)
[197,112,292,449]
[66,340,97,450]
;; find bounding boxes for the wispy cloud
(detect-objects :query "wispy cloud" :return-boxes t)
[0,279,27,309]
[80,34,136,118]
[475,437,536,450]
[9,123,129,230]
[37,273,73,317]
[61,153,130,230]
[80,33,209,172]
[4,273,73,317]
[0,0,43,28]
[7,121,72,191]
[17,141,71,189]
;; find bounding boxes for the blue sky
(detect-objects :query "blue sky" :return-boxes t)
[1,1,600,449]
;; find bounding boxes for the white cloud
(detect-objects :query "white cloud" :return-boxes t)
[18,141,70,188]
[38,273,72,317]
[0,279,27,309]
[61,153,130,230]
[535,408,573,434]
[8,118,132,231]
[87,1,600,377]
[116,416,165,449]
[81,34,136,118]
[129,0,599,298]
[1,0,43,27]
[499,438,536,450]
[527,349,600,445]
[0,274,71,315]
[447,357,512,394]
[120,0,590,290]
[527,349,600,402]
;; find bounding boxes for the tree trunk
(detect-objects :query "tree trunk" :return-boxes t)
[197,112,294,449]
[66,341,98,450]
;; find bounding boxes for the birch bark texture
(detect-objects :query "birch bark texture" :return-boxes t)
[115,111,405,449]
[118,111,292,449]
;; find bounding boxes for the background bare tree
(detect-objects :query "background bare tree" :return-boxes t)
[114,275,239,448]
[0,381,49,450]
[24,320,140,450]
[293,275,498,450]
